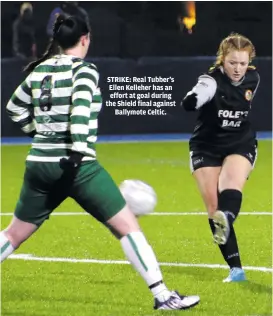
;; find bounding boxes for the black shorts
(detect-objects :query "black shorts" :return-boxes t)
[189,143,258,173]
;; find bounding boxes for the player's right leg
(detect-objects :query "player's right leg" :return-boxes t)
[193,166,230,244]
[107,205,200,310]
[1,161,69,262]
[71,161,200,310]
[190,151,228,242]
[190,151,240,278]
[217,153,254,283]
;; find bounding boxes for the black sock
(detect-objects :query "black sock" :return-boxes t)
[219,225,242,268]
[218,189,242,268]
[218,189,242,225]
[208,218,215,234]
[208,219,242,269]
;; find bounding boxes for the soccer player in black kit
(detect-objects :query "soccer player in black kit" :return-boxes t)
[182,33,260,282]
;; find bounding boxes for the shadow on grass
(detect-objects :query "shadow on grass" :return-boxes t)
[239,280,272,295]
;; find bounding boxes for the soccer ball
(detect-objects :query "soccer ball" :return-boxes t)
[119,179,157,216]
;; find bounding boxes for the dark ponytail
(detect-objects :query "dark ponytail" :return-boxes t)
[23,39,59,72]
[24,14,90,72]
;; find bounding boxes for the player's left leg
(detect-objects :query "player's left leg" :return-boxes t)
[71,161,200,310]
[1,162,70,262]
[214,147,257,282]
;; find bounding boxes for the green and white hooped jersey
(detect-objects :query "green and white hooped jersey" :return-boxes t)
[6,54,102,162]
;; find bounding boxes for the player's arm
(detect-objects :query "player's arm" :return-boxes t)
[60,64,99,169]
[182,75,217,111]
[71,64,98,154]
[6,75,36,137]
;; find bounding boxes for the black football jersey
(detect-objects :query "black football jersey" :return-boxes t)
[190,66,260,152]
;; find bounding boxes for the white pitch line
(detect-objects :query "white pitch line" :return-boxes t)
[0,212,272,216]
[8,254,273,273]
[148,212,272,216]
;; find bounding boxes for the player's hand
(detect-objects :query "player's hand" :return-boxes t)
[59,152,84,170]
[181,92,198,111]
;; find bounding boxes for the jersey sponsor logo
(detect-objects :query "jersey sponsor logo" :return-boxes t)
[218,110,248,119]
[245,89,253,101]
[218,110,248,128]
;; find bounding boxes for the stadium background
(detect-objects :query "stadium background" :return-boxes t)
[1,1,272,136]
[1,2,272,316]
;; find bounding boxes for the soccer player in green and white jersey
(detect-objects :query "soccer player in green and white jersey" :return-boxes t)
[0,15,200,311]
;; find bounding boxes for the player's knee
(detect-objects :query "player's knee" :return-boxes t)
[4,220,36,248]
[107,204,141,237]
[219,171,245,191]
[219,177,243,192]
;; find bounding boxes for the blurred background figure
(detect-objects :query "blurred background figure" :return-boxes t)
[46,2,89,38]
[12,2,36,59]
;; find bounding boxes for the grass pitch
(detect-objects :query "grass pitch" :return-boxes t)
[1,140,272,316]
